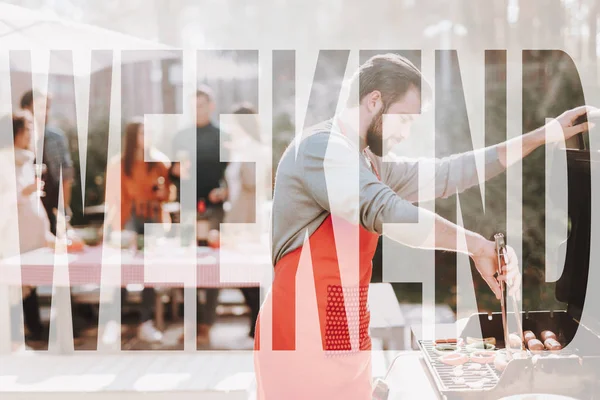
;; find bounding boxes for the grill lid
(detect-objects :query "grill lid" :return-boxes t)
[552,118,597,320]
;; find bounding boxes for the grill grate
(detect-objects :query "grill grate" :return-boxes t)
[418,340,500,392]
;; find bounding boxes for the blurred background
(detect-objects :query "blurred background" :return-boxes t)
[2,0,599,337]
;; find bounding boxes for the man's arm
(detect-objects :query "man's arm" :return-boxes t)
[382,146,504,202]
[302,133,486,252]
[384,106,596,203]
[300,132,520,298]
[496,105,597,167]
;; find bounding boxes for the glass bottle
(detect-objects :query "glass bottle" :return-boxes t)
[196,198,210,246]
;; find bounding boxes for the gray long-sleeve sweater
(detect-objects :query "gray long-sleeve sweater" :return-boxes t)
[271,119,506,265]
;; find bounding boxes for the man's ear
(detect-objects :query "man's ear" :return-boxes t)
[209,101,217,113]
[366,90,383,114]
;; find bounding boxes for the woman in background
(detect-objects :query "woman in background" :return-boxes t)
[12,112,55,254]
[107,118,171,343]
[224,104,268,338]
[1,111,55,345]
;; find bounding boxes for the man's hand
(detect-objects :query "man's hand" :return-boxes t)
[470,239,522,300]
[549,105,599,143]
[208,187,227,204]
[22,181,39,197]
[497,105,599,168]
[45,234,56,249]
[156,187,169,201]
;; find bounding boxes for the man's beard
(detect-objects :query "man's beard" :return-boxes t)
[366,107,385,157]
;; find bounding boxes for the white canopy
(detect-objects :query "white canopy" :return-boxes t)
[0,3,177,75]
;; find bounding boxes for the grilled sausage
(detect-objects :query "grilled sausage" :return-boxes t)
[524,330,536,342]
[540,330,557,342]
[508,333,523,348]
[544,338,562,351]
[527,339,545,351]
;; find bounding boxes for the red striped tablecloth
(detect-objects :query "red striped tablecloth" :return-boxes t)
[1,243,270,288]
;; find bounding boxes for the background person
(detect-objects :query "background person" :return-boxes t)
[20,90,73,235]
[106,118,170,343]
[11,112,54,257]
[171,85,228,345]
[19,90,86,344]
[2,112,55,344]
[224,103,267,338]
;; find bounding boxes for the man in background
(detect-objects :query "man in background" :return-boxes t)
[20,89,83,344]
[20,90,73,235]
[171,85,228,346]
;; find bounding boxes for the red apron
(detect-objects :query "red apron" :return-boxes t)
[254,145,381,399]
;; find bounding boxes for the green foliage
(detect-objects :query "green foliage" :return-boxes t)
[431,53,586,313]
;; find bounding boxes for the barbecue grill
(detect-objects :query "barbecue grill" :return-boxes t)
[413,134,600,399]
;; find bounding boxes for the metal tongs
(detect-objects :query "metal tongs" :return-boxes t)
[494,233,524,359]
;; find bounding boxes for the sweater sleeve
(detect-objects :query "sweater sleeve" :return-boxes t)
[299,132,423,234]
[382,146,506,202]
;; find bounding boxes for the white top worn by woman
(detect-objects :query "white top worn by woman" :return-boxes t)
[13,148,52,253]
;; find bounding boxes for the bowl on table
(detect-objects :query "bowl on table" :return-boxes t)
[109,230,137,249]
[72,226,102,246]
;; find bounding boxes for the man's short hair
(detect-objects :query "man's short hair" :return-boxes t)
[19,89,47,110]
[196,84,214,102]
[12,111,31,140]
[347,53,431,108]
